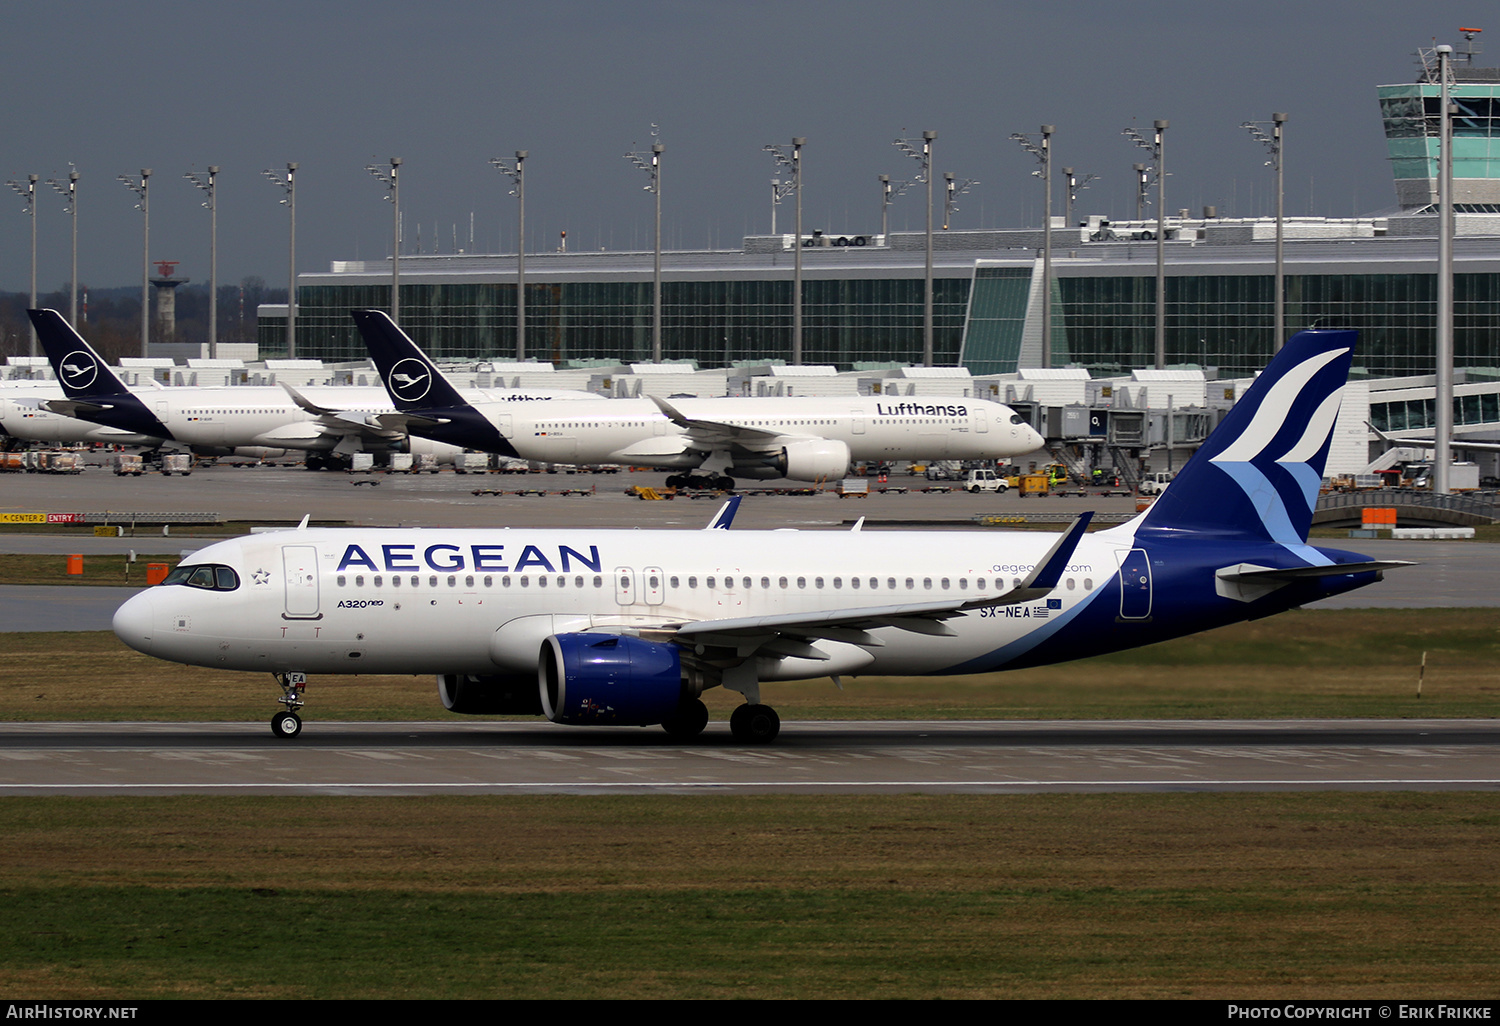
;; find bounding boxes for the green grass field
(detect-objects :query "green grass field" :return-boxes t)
[0,793,1496,999]
[3,608,1495,722]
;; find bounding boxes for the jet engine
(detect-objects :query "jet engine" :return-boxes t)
[538,633,686,726]
[438,673,545,715]
[774,438,851,481]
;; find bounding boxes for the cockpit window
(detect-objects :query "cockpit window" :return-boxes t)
[160,563,240,591]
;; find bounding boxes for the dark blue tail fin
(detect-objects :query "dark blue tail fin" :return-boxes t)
[352,310,472,412]
[27,309,174,439]
[1136,329,1357,546]
[351,310,518,457]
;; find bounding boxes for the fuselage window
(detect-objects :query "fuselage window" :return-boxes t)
[923,578,932,590]
[538,576,548,588]
[688,576,698,589]
[707,576,717,589]
[373,575,383,588]
[483,576,492,588]
[941,578,951,589]
[465,575,475,588]
[850,577,859,589]
[429,576,438,588]
[520,577,530,588]
[761,577,770,589]
[742,577,751,590]
[958,578,967,590]
[887,577,896,590]
[1066,578,1075,591]
[906,578,915,590]
[355,575,365,587]
[1084,578,1094,591]
[797,577,807,589]
[576,576,585,588]
[815,577,825,589]
[392,575,402,588]
[337,575,347,587]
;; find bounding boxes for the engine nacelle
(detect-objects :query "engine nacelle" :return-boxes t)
[405,436,466,465]
[774,438,851,481]
[538,633,684,726]
[438,673,544,715]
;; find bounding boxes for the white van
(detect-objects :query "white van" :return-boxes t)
[964,469,1009,494]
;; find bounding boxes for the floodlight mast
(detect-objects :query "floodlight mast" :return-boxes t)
[7,174,38,355]
[46,168,79,328]
[624,129,665,361]
[186,166,219,356]
[490,151,527,360]
[894,131,937,366]
[366,158,402,321]
[1124,121,1169,368]
[1011,125,1054,367]
[1060,166,1097,229]
[765,139,805,363]
[262,164,297,358]
[1241,113,1288,351]
[117,169,150,356]
[1437,45,1455,494]
[942,171,978,231]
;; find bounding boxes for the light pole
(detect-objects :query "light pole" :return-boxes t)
[1012,125,1054,367]
[6,174,37,355]
[765,139,804,363]
[1124,121,1169,368]
[490,151,527,359]
[47,168,78,328]
[367,158,402,320]
[1436,45,1455,494]
[624,132,664,362]
[118,169,150,356]
[1133,162,1150,220]
[185,166,219,356]
[942,170,978,230]
[895,131,937,366]
[1061,166,1097,229]
[263,164,297,357]
[1242,113,1288,351]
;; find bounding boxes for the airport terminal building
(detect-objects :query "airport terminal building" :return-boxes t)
[267,46,1500,385]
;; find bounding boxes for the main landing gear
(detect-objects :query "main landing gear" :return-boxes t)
[660,698,709,739]
[664,473,736,491]
[729,703,780,744]
[271,671,307,738]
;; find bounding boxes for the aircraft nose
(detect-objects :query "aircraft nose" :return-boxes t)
[113,591,155,655]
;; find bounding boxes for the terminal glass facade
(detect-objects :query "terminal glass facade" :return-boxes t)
[267,266,1500,381]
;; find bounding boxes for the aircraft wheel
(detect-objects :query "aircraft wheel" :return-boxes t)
[729,703,780,744]
[665,475,684,489]
[271,711,303,739]
[660,698,709,739]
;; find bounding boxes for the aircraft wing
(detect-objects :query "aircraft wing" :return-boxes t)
[646,393,792,447]
[280,383,406,441]
[44,398,116,417]
[1368,422,1500,453]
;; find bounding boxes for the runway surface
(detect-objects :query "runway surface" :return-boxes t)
[2,719,1496,795]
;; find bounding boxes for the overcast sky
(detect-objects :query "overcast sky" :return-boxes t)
[0,1,1474,294]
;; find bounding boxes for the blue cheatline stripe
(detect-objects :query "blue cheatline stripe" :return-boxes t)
[938,578,1113,675]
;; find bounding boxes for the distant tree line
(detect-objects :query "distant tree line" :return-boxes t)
[0,277,286,362]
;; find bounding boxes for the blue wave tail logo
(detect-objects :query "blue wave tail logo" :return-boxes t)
[1138,330,1356,548]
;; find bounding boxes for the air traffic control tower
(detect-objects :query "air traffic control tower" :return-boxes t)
[1380,30,1500,210]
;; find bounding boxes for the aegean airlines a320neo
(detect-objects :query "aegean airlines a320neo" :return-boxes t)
[112,328,1408,743]
[353,310,1045,487]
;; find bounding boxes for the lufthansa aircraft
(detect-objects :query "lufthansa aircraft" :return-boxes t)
[26,309,598,465]
[354,310,1045,487]
[0,382,166,448]
[113,329,1407,743]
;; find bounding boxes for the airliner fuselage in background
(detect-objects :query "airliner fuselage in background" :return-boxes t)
[113,329,1407,743]
[25,308,599,463]
[354,311,1045,485]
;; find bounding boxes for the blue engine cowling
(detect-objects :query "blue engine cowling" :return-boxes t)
[539,633,685,726]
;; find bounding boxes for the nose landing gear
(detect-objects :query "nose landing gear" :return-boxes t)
[271,671,307,738]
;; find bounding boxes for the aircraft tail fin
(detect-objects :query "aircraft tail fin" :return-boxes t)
[1136,329,1357,546]
[28,309,133,399]
[352,310,471,412]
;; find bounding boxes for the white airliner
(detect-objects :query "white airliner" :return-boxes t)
[26,309,599,466]
[354,311,1045,487]
[113,328,1407,743]
[1,384,166,448]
